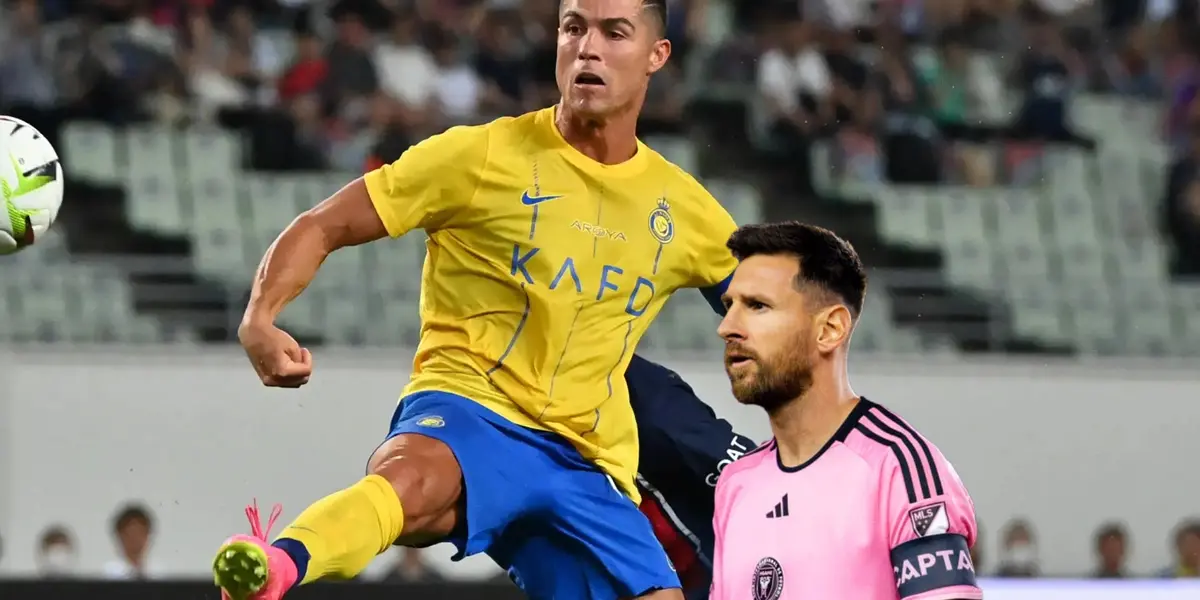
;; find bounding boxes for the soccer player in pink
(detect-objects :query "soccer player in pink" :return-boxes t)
[710,222,983,600]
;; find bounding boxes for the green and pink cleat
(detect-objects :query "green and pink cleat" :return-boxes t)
[212,502,299,600]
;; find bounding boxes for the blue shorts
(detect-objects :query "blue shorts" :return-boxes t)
[381,390,680,600]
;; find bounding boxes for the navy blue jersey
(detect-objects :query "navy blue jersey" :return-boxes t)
[626,354,757,599]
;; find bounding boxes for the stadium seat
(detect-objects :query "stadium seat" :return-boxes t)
[934,191,990,248]
[62,122,120,184]
[1054,240,1109,284]
[942,236,995,290]
[125,126,178,180]
[874,188,936,247]
[181,128,242,179]
[1006,281,1067,342]
[126,171,186,234]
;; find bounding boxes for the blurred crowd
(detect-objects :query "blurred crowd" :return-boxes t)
[752,0,1200,274]
[0,505,1197,580]
[0,0,694,173]
[1,0,1198,272]
[0,501,501,583]
[981,517,1200,579]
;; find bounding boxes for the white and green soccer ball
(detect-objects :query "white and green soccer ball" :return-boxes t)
[0,115,63,255]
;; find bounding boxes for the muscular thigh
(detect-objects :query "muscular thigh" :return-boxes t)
[376,390,561,558]
[367,433,463,546]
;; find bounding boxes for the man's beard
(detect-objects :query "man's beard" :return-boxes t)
[728,345,813,414]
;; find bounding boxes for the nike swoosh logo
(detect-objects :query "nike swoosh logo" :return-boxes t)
[521,191,563,206]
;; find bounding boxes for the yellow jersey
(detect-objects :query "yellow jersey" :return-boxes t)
[364,107,738,501]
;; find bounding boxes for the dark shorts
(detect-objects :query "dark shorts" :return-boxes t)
[381,390,680,599]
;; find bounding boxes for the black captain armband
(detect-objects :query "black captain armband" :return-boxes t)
[890,533,977,598]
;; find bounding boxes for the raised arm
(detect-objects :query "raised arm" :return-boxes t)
[239,124,490,387]
[242,179,386,327]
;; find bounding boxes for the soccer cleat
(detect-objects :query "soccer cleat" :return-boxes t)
[213,501,298,600]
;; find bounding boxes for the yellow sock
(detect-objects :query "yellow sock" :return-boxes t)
[275,474,405,584]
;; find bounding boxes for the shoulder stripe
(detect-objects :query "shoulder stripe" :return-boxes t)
[853,424,918,504]
[745,439,776,457]
[872,405,945,496]
[864,412,932,501]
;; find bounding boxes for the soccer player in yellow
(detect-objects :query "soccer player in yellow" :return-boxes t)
[212,0,737,598]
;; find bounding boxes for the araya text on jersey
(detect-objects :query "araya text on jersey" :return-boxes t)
[893,547,975,588]
[571,220,627,241]
[510,244,656,316]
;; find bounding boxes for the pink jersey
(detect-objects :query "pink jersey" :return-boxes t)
[712,399,983,600]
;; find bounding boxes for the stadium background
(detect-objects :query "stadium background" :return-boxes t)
[1,0,1198,597]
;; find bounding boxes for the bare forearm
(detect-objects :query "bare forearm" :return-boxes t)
[244,213,331,325]
[243,178,387,325]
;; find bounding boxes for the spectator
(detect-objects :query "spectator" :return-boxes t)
[1104,25,1163,99]
[757,17,832,133]
[322,9,380,118]
[0,0,57,111]
[1093,522,1129,578]
[220,5,284,107]
[1008,10,1094,149]
[430,29,483,126]
[103,503,161,580]
[225,4,288,88]
[920,29,972,134]
[1161,116,1200,276]
[995,518,1040,578]
[183,6,251,119]
[288,92,332,170]
[278,29,328,103]
[756,16,829,194]
[823,30,872,130]
[380,547,446,583]
[474,11,530,115]
[872,29,941,183]
[375,11,439,119]
[640,60,688,135]
[918,28,1000,185]
[333,93,399,172]
[1162,24,1200,152]
[1161,520,1200,578]
[35,525,79,579]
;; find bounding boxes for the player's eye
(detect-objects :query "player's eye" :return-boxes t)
[564,23,584,35]
[747,300,768,311]
[607,30,626,40]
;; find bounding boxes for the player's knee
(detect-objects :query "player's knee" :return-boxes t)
[367,434,463,539]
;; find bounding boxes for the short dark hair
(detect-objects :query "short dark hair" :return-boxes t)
[1175,520,1200,545]
[40,526,72,549]
[642,0,667,37]
[112,503,154,535]
[560,0,668,37]
[726,222,867,318]
[1095,523,1126,546]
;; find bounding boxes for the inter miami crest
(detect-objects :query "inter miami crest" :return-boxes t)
[751,557,784,600]
[908,502,949,537]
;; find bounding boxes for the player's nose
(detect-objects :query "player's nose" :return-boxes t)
[717,311,744,342]
[575,30,602,61]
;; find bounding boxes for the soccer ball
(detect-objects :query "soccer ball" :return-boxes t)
[0,116,63,255]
